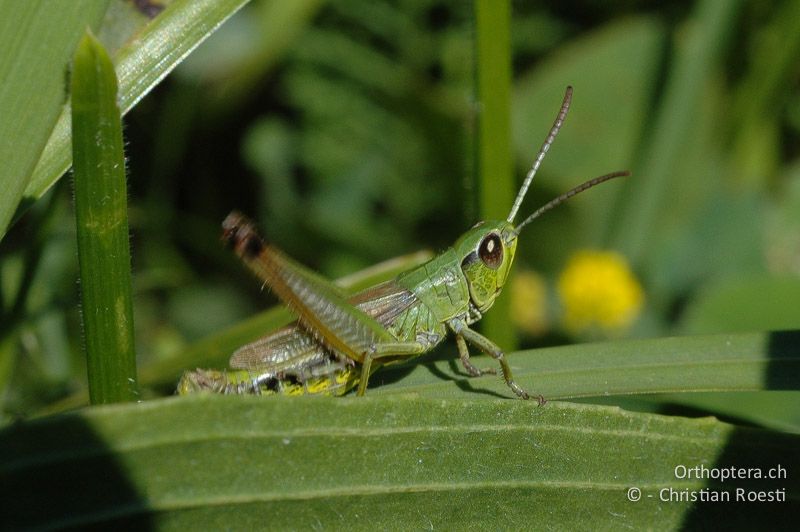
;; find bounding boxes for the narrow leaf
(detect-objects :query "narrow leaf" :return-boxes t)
[375,330,800,400]
[18,0,250,221]
[71,31,137,404]
[0,0,110,239]
[474,0,516,351]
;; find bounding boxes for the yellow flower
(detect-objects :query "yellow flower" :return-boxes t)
[510,270,549,336]
[557,250,644,335]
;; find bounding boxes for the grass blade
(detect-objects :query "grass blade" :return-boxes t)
[375,330,800,400]
[71,31,137,404]
[474,0,516,350]
[0,0,109,239]
[2,396,797,529]
[18,0,250,220]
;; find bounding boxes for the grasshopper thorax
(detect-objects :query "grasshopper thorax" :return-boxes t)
[454,220,517,312]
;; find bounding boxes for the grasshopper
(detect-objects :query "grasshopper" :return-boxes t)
[178,86,628,402]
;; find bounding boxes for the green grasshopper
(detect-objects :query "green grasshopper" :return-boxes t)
[178,86,628,402]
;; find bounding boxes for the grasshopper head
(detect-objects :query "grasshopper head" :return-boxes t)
[455,167,627,314]
[455,87,628,314]
[455,220,518,312]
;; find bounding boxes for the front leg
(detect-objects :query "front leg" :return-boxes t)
[455,334,496,377]
[448,319,545,404]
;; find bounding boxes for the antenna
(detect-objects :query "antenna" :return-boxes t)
[507,86,573,223]
[511,171,629,237]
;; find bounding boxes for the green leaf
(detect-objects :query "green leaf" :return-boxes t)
[374,330,800,400]
[71,31,137,404]
[0,0,110,239]
[2,395,797,529]
[16,0,250,226]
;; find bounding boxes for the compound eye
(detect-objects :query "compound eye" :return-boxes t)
[478,233,503,270]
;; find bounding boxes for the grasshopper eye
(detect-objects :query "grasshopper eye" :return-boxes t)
[478,233,503,270]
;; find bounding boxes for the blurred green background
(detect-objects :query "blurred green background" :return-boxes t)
[1,0,799,419]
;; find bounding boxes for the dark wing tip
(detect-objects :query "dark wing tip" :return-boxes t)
[222,211,266,258]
